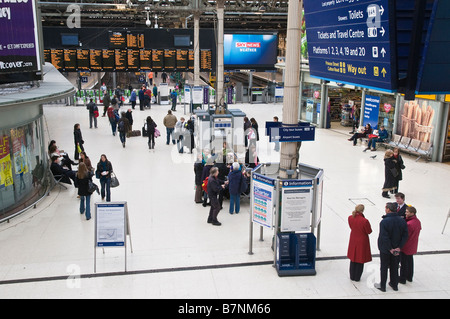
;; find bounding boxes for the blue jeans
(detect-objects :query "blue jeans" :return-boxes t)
[368,138,384,149]
[166,127,175,145]
[229,194,240,214]
[100,178,111,201]
[119,131,126,144]
[80,195,91,219]
[109,119,117,135]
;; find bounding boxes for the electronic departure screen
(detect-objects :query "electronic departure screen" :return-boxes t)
[51,49,64,70]
[44,49,51,63]
[109,31,127,49]
[176,49,188,71]
[188,49,194,70]
[164,49,176,71]
[127,32,144,49]
[152,49,164,70]
[90,49,102,71]
[77,49,90,70]
[201,49,212,71]
[127,49,140,71]
[102,49,115,71]
[140,49,152,70]
[63,49,77,71]
[115,49,127,70]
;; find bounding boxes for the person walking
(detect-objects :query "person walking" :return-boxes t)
[152,84,158,105]
[399,206,421,284]
[382,149,398,198]
[228,162,245,215]
[87,98,98,129]
[163,110,177,145]
[107,105,118,136]
[73,123,84,161]
[117,112,130,148]
[75,162,93,220]
[207,167,226,226]
[374,202,409,292]
[170,88,178,111]
[129,89,137,110]
[347,204,372,281]
[96,154,113,202]
[102,91,110,117]
[161,72,167,83]
[146,116,157,149]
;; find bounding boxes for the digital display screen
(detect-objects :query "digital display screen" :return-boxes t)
[51,49,64,70]
[115,49,127,70]
[109,31,127,49]
[61,33,79,46]
[127,49,140,71]
[140,49,152,70]
[77,49,90,70]
[44,49,51,63]
[174,35,190,47]
[90,49,102,71]
[164,49,176,71]
[188,49,194,71]
[201,49,212,71]
[127,32,144,48]
[152,49,164,70]
[176,49,188,70]
[102,49,115,71]
[224,33,277,69]
[63,49,77,71]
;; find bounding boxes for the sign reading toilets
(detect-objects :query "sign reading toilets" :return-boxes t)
[0,0,40,75]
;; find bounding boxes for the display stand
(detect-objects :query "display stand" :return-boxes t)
[442,208,450,234]
[94,201,133,273]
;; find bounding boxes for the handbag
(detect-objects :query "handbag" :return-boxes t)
[155,128,160,138]
[390,168,399,178]
[110,172,120,188]
[88,179,100,194]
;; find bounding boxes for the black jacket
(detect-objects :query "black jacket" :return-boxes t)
[96,160,113,181]
[75,172,93,196]
[194,160,204,186]
[377,213,408,254]
[74,129,84,146]
[207,175,222,197]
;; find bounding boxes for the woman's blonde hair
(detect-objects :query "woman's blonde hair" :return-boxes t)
[77,162,88,179]
[384,149,394,159]
[352,204,365,217]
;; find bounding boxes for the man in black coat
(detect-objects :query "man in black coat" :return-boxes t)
[207,167,226,226]
[50,155,76,185]
[375,202,408,292]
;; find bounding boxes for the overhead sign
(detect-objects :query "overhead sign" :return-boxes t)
[304,0,397,92]
[266,122,316,143]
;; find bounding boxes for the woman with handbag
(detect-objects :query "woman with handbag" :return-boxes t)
[146,116,157,149]
[73,123,84,161]
[96,154,113,202]
[392,147,405,193]
[382,149,398,198]
[75,162,93,220]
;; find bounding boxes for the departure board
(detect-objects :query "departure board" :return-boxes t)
[90,49,102,71]
[102,49,115,71]
[77,49,90,70]
[152,49,164,70]
[44,49,51,63]
[115,49,127,71]
[176,49,188,71]
[51,49,64,70]
[188,49,194,70]
[109,31,127,49]
[127,32,144,49]
[201,49,212,71]
[64,49,77,71]
[127,49,140,71]
[140,49,152,70]
[164,49,176,71]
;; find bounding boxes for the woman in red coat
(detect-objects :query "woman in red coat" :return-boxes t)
[347,204,373,281]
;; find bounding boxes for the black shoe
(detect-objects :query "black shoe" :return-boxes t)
[207,218,212,224]
[374,283,386,292]
[388,282,398,291]
[382,192,390,198]
[212,221,222,226]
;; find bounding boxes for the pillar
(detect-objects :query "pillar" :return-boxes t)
[216,0,225,106]
[194,11,201,86]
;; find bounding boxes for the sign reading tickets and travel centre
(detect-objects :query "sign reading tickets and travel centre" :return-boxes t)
[304,0,397,92]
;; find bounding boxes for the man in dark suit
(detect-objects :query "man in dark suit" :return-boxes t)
[395,192,407,218]
[375,202,409,292]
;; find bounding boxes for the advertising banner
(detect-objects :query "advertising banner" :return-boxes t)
[363,95,381,129]
[0,0,40,75]
[0,135,13,188]
[224,33,277,68]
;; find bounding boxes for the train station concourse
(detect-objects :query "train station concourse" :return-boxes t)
[0,0,450,301]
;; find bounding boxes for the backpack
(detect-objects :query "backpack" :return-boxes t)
[202,177,209,193]
[118,119,125,132]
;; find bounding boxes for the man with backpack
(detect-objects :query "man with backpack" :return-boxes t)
[117,112,130,148]
[87,98,98,129]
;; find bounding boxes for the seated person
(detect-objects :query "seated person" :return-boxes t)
[50,155,76,185]
[348,124,372,146]
[365,125,389,151]
[48,141,77,170]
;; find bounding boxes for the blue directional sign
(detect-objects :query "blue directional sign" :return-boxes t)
[304,0,397,92]
[267,122,316,143]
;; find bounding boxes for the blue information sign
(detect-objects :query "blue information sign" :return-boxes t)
[362,94,380,129]
[269,125,316,143]
[304,0,397,92]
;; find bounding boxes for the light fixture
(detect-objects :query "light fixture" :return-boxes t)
[145,7,151,27]
[154,14,158,28]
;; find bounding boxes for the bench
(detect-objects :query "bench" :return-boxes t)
[381,134,432,161]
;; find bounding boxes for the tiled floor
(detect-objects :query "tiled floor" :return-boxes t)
[0,101,449,299]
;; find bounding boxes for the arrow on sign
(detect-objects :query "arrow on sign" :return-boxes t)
[381,68,387,78]
[380,27,385,37]
[381,48,386,58]
[379,5,385,15]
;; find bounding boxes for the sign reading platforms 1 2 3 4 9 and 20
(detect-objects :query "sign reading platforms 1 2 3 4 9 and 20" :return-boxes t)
[304,0,397,92]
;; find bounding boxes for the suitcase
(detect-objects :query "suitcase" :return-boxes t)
[127,130,141,137]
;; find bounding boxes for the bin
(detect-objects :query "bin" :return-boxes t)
[276,232,316,276]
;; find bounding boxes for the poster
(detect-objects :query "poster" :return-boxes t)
[10,127,29,176]
[252,173,275,229]
[0,135,13,188]
[363,95,381,129]
[397,98,437,144]
[280,180,313,232]
[96,203,126,247]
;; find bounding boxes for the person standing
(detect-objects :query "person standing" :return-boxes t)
[170,89,178,111]
[374,202,409,292]
[250,118,259,142]
[228,162,245,215]
[244,117,251,148]
[394,192,407,218]
[161,72,167,83]
[87,98,98,129]
[129,89,137,110]
[382,149,398,198]
[399,206,421,284]
[175,117,186,154]
[273,116,280,152]
[347,204,372,282]
[207,167,225,226]
[146,116,157,150]
[96,154,113,202]
[163,110,177,145]
[152,84,158,104]
[185,118,195,154]
[75,162,93,220]
[138,86,145,111]
[194,155,204,203]
[73,123,84,161]
[125,109,134,133]
[392,147,405,193]
[102,91,110,117]
[117,112,130,148]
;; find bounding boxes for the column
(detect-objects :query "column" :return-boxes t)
[216,0,225,106]
[194,11,201,86]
